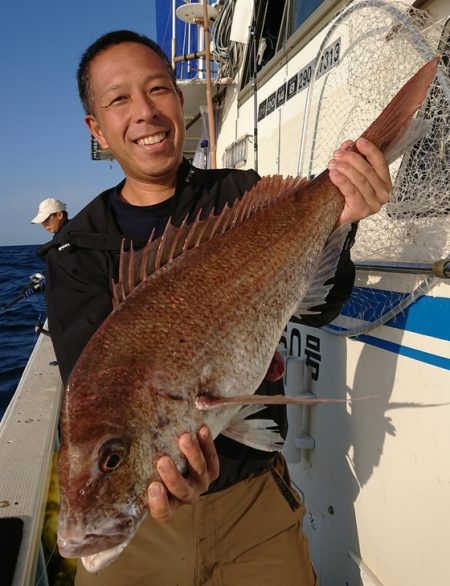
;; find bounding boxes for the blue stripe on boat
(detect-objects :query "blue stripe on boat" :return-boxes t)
[355,333,450,370]
[340,288,450,341]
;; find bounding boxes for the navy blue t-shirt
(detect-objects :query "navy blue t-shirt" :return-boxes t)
[109,186,176,240]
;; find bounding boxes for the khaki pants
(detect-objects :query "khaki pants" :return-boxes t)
[75,454,318,586]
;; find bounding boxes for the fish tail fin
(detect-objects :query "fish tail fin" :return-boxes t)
[355,56,439,162]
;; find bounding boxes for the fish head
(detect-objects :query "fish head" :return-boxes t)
[56,366,166,570]
[56,424,150,567]
[56,346,214,571]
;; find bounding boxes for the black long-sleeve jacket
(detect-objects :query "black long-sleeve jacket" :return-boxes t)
[40,159,356,491]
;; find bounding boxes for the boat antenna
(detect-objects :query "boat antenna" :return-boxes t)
[202,0,217,168]
[250,0,258,173]
[171,0,176,69]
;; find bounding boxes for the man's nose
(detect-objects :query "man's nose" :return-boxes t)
[133,92,159,122]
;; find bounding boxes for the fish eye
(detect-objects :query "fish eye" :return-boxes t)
[102,453,121,471]
[98,439,128,474]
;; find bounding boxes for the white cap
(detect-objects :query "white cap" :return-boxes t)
[31,198,66,224]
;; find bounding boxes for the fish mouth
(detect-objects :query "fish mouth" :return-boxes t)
[57,515,136,558]
[59,534,134,573]
[58,530,129,558]
[58,516,139,573]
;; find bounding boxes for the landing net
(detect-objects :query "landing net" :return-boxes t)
[298,0,450,336]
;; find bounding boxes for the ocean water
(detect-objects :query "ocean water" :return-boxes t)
[0,244,47,418]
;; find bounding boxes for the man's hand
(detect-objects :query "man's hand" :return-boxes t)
[147,426,219,523]
[328,138,392,227]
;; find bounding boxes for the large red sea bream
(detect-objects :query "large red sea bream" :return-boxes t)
[57,58,439,572]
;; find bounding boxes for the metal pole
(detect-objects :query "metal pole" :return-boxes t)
[202,0,217,168]
[171,0,176,69]
[174,49,206,63]
[355,259,450,279]
[187,22,192,75]
[251,0,258,173]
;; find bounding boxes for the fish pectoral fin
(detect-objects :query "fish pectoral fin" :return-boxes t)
[196,393,352,409]
[293,222,353,317]
[221,405,284,452]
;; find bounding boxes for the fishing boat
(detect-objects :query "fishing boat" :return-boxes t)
[1,0,449,584]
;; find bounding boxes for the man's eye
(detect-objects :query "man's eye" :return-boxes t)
[150,86,170,94]
[110,96,127,105]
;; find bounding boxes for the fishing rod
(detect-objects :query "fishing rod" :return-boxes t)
[35,315,50,337]
[0,272,46,313]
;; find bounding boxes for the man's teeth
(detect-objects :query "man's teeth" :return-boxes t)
[137,133,166,146]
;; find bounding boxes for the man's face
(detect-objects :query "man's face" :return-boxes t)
[85,42,185,187]
[42,212,65,234]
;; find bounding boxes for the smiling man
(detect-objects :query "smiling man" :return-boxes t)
[43,30,391,586]
[84,41,186,204]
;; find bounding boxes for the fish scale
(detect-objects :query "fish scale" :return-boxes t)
[97,176,340,404]
[58,174,344,571]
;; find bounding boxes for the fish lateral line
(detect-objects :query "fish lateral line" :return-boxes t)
[195,394,378,410]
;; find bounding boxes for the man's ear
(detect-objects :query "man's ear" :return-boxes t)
[85,115,110,150]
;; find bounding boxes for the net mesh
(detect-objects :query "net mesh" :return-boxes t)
[298,0,450,336]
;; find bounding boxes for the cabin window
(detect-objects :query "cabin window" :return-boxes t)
[241,0,286,85]
[241,0,328,89]
[291,0,325,33]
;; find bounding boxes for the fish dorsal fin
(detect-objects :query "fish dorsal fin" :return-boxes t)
[112,175,308,308]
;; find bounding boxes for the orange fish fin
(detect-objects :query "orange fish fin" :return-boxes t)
[196,394,351,409]
[220,405,284,452]
[112,220,191,306]
[383,118,432,164]
[210,395,377,450]
[113,175,308,305]
[292,223,353,318]
[354,56,439,157]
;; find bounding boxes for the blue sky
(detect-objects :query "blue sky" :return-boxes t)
[0,1,162,246]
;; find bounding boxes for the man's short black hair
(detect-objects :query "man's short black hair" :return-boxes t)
[77,30,177,115]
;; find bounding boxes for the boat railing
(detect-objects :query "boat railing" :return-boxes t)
[354,258,450,278]
[0,330,63,586]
